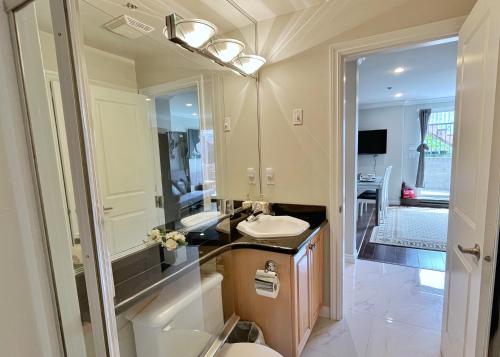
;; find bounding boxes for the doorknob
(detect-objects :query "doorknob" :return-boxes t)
[458,243,481,260]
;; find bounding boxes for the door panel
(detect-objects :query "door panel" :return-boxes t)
[92,86,157,258]
[295,248,311,351]
[442,0,500,356]
[310,231,324,325]
[444,250,471,356]
[452,22,486,222]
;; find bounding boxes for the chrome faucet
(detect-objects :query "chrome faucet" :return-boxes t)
[246,209,263,222]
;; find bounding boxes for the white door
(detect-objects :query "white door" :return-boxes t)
[91,86,158,259]
[441,0,500,356]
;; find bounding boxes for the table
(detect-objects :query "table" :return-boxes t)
[357,177,383,225]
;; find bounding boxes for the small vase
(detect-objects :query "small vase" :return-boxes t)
[164,245,187,266]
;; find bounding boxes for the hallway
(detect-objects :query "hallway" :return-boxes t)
[302,260,444,357]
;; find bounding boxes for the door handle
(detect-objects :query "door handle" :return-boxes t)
[458,243,481,260]
[103,206,113,212]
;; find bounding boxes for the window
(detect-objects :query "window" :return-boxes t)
[422,110,455,195]
[424,110,455,157]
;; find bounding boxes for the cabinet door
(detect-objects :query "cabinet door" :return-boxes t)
[309,229,324,326]
[294,246,311,354]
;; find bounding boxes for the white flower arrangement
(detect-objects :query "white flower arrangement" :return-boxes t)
[146,229,188,251]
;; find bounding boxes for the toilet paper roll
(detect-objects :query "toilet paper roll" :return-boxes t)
[255,269,280,299]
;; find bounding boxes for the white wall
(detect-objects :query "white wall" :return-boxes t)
[221,73,261,200]
[358,106,405,203]
[0,9,61,357]
[40,31,138,89]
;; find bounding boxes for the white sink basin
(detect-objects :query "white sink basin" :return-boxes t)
[236,215,310,238]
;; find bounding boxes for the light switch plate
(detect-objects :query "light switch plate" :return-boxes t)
[292,108,303,125]
[266,167,275,185]
[224,117,231,132]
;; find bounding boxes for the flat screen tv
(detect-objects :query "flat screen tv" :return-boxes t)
[358,129,387,155]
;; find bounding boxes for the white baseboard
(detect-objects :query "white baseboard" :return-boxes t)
[319,306,330,318]
[344,253,356,264]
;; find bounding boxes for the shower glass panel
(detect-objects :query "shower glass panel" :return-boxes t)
[13,0,99,355]
[71,0,260,355]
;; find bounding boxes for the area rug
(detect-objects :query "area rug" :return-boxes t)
[369,207,448,251]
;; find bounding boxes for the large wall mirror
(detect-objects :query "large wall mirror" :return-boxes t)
[35,0,261,261]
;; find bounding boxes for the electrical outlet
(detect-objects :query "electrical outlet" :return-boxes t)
[224,117,231,132]
[247,168,256,184]
[292,108,303,125]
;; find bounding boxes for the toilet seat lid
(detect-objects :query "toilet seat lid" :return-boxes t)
[218,343,283,357]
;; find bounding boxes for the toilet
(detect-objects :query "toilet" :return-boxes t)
[218,342,282,356]
[126,270,282,357]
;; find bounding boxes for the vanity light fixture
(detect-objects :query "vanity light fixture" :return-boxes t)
[165,13,265,77]
[167,17,217,48]
[206,39,245,63]
[232,54,266,75]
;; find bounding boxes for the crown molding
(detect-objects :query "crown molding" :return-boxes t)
[359,96,455,110]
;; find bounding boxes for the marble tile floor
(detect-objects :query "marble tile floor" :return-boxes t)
[302,259,445,357]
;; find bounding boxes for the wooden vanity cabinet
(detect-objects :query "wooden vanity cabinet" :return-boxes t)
[292,225,324,355]
[232,224,327,357]
[309,227,324,329]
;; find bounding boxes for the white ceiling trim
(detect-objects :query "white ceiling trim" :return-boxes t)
[359,96,456,110]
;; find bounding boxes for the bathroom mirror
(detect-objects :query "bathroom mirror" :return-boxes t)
[36,0,261,261]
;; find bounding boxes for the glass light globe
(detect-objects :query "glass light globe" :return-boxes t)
[175,18,217,48]
[232,55,266,75]
[206,39,245,63]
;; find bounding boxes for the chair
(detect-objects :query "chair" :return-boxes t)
[357,166,392,220]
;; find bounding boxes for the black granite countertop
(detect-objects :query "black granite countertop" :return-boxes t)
[76,203,327,316]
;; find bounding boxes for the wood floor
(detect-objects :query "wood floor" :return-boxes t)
[356,204,446,272]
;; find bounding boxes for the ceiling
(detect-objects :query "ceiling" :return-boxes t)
[162,90,200,119]
[36,0,257,62]
[358,41,458,106]
[233,0,326,21]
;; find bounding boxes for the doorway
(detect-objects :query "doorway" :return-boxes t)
[324,4,500,356]
[316,39,458,357]
[350,41,457,272]
[143,81,219,230]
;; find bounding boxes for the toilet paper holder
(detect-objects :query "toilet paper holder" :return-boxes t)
[264,260,277,273]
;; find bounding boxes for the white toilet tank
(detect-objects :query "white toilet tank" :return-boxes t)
[127,270,225,357]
